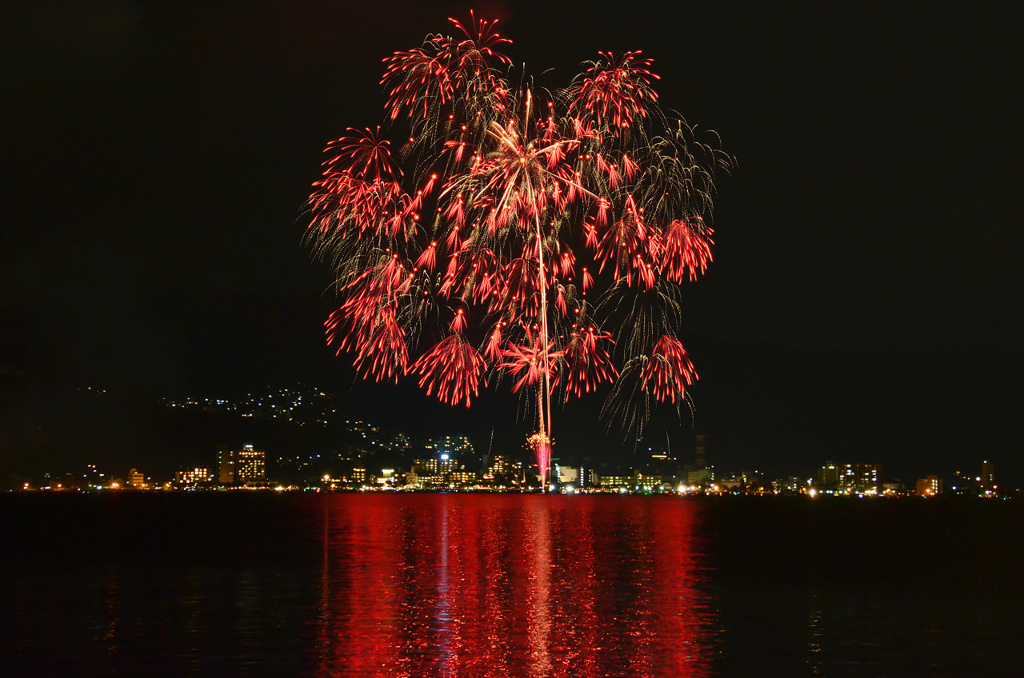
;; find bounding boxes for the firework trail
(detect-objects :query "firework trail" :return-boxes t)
[307,13,730,484]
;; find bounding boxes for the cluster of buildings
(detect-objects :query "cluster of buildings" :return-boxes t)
[814,461,885,495]
[11,425,1006,498]
[170,444,269,488]
[104,386,1006,496]
[914,460,997,497]
[163,437,1002,499]
[807,459,1000,498]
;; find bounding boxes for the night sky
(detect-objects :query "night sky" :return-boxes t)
[2,1,1022,484]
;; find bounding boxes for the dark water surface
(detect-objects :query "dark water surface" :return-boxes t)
[1,493,1021,676]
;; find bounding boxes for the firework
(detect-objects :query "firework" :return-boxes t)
[307,14,730,483]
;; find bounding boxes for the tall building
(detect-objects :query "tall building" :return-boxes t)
[980,460,996,494]
[818,461,840,488]
[577,462,590,488]
[217,444,234,484]
[236,445,266,484]
[217,444,266,485]
[688,434,713,486]
[694,435,707,469]
[837,463,882,493]
[410,452,474,488]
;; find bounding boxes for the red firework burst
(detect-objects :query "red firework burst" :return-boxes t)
[568,51,660,131]
[410,334,487,408]
[307,15,730,469]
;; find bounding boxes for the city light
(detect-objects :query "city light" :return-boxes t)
[10,404,1010,498]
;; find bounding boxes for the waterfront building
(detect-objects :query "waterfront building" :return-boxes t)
[818,461,840,488]
[449,470,476,486]
[176,467,214,486]
[577,464,589,488]
[410,453,473,488]
[837,463,882,493]
[597,474,630,489]
[377,469,398,488]
[485,454,523,485]
[236,445,266,484]
[352,466,367,485]
[633,471,665,491]
[217,444,234,484]
[694,434,708,469]
[582,468,598,487]
[556,464,578,485]
[688,434,714,486]
[128,469,145,489]
[817,462,883,493]
[980,460,996,495]
[916,475,943,497]
[217,444,266,485]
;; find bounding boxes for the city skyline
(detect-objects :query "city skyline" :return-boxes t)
[4,382,1011,495]
[12,449,1009,499]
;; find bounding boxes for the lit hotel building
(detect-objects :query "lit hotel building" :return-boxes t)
[839,463,882,493]
[484,454,524,485]
[409,453,475,488]
[217,444,266,485]
[818,461,882,493]
[176,467,214,486]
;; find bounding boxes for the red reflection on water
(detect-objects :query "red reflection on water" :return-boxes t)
[315,495,716,677]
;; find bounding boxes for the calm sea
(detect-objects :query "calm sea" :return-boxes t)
[1,493,1021,677]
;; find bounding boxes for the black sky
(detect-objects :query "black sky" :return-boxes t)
[2,1,1022,483]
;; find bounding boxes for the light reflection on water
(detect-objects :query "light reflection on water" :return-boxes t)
[313,495,716,677]
[3,493,1023,676]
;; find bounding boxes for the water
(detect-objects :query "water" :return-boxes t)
[1,493,1021,676]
